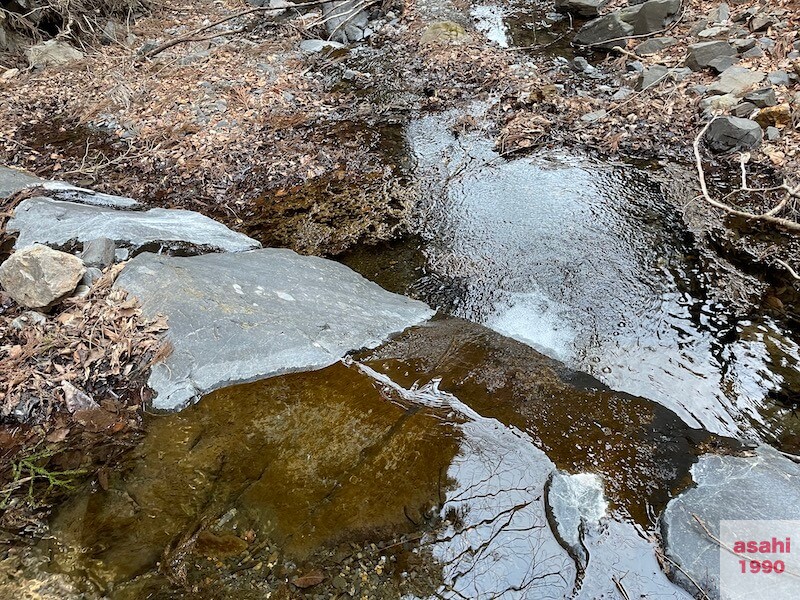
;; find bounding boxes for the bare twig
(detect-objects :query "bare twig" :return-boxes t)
[143,0,331,58]
[693,118,800,232]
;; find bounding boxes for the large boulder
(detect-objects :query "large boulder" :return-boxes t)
[555,0,609,18]
[686,41,736,70]
[25,40,84,69]
[662,447,800,597]
[0,244,85,309]
[7,196,260,254]
[704,116,762,152]
[114,249,435,410]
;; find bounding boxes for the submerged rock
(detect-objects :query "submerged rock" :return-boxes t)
[0,244,85,309]
[8,196,259,254]
[662,447,800,597]
[114,249,434,409]
[420,21,468,45]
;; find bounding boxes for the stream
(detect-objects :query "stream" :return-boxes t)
[6,72,800,600]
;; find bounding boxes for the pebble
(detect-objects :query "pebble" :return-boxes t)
[765,126,780,141]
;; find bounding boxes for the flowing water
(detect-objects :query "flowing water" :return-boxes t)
[11,80,800,600]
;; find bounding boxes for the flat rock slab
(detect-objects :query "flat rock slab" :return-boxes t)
[662,446,800,596]
[0,165,138,207]
[8,196,259,253]
[115,249,435,410]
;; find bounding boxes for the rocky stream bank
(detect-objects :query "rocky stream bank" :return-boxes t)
[0,0,799,598]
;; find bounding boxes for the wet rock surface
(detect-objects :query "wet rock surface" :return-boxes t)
[8,196,259,254]
[0,244,85,309]
[662,446,800,597]
[114,249,434,410]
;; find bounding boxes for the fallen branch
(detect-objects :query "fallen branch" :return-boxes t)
[143,0,331,58]
[693,118,800,233]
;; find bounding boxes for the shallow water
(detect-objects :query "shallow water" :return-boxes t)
[39,318,712,598]
[347,110,800,450]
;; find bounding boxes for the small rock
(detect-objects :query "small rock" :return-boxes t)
[754,104,791,128]
[732,101,757,117]
[634,36,677,56]
[73,284,91,299]
[25,40,84,69]
[749,13,777,32]
[707,66,765,95]
[686,41,736,70]
[689,85,708,95]
[62,381,100,413]
[1,68,19,80]
[632,0,681,35]
[700,93,739,116]
[708,3,729,23]
[299,39,346,53]
[765,126,779,141]
[671,66,693,81]
[759,37,776,50]
[731,38,756,52]
[115,248,130,262]
[698,26,729,39]
[627,60,644,72]
[10,311,47,330]
[743,88,777,107]
[636,65,669,90]
[572,56,595,74]
[741,47,764,58]
[573,12,634,49]
[688,18,709,36]
[80,237,116,269]
[555,0,609,18]
[0,244,85,309]
[708,55,738,73]
[767,70,790,86]
[612,86,634,100]
[704,116,762,152]
[82,267,104,287]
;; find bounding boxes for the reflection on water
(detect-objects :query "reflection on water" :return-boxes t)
[35,319,711,598]
[397,110,800,445]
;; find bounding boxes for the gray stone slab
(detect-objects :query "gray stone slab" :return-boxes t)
[8,197,259,253]
[662,446,800,597]
[0,165,138,207]
[115,249,435,410]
